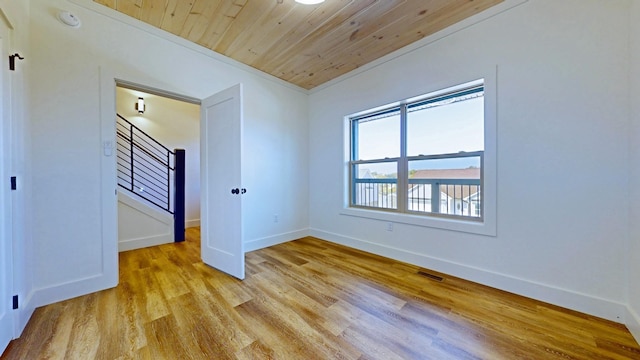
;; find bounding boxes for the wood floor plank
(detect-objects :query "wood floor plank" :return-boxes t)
[65,294,101,359]
[235,339,275,360]
[167,292,234,360]
[40,303,75,359]
[2,229,639,359]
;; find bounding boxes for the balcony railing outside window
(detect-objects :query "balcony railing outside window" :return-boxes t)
[353,181,481,218]
[354,179,397,209]
[352,152,483,219]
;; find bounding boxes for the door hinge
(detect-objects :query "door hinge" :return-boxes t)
[12,295,18,310]
[10,176,16,190]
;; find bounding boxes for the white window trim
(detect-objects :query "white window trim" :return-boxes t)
[341,69,497,237]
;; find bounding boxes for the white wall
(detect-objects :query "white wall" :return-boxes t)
[117,192,173,252]
[0,0,34,336]
[22,0,640,343]
[116,87,201,227]
[28,0,309,307]
[309,0,630,322]
[628,0,640,343]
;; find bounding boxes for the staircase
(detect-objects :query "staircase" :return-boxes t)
[116,114,185,251]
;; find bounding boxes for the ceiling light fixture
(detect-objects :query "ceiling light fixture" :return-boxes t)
[136,97,145,114]
[295,0,325,5]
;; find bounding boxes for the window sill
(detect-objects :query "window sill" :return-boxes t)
[340,207,496,237]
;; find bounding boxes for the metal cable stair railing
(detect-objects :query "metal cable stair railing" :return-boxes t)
[116,114,185,242]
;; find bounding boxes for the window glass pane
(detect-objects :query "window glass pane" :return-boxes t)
[348,81,486,222]
[408,156,481,218]
[407,94,484,157]
[352,162,397,209]
[353,110,400,160]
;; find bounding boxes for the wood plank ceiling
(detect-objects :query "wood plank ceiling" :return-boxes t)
[94,0,504,90]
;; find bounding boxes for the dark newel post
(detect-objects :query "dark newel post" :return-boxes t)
[174,149,186,242]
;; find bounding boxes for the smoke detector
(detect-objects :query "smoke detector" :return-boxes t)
[57,11,81,28]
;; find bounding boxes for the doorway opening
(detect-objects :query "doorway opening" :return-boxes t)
[100,74,246,284]
[114,81,201,252]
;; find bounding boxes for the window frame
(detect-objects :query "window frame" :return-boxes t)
[342,75,497,237]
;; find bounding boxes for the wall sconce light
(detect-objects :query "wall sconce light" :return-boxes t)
[135,97,145,114]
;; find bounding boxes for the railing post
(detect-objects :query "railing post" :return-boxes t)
[166,152,171,212]
[173,149,186,242]
[129,125,134,192]
[431,181,440,214]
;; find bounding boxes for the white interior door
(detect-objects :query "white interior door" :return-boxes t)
[0,15,14,353]
[200,84,244,280]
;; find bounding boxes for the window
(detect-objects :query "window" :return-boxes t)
[349,80,485,221]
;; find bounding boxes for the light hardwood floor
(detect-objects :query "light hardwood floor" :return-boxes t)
[2,227,639,359]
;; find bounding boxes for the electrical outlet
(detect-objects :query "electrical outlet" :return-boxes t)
[274,214,279,223]
[386,222,393,231]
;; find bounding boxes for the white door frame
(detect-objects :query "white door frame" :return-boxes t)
[101,70,249,283]
[100,70,199,281]
[0,8,15,352]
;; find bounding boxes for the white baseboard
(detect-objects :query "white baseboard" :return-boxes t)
[118,234,172,252]
[309,228,627,323]
[30,272,117,309]
[186,219,200,228]
[13,289,35,338]
[627,306,640,345]
[245,229,310,252]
